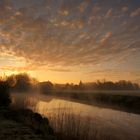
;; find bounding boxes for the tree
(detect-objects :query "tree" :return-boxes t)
[39,81,54,94]
[78,81,85,90]
[0,81,11,107]
[6,73,34,92]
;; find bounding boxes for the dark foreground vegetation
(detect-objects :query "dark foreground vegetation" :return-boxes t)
[0,80,55,140]
[0,108,55,140]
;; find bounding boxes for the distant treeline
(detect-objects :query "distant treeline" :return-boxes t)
[0,73,139,93]
[55,80,140,91]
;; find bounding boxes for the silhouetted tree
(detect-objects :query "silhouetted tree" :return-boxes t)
[39,81,54,94]
[78,81,85,90]
[91,80,139,90]
[0,81,11,107]
[6,73,35,92]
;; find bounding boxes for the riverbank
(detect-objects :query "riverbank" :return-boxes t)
[0,107,55,140]
[40,90,140,114]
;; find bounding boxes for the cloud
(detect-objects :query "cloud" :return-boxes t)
[48,68,72,72]
[0,66,34,72]
[100,32,112,44]
[122,6,129,12]
[105,9,113,18]
[92,5,101,13]
[130,7,140,17]
[58,9,69,16]
[78,1,88,13]
[0,0,140,69]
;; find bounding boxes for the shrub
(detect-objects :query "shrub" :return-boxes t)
[0,81,11,107]
[39,81,54,94]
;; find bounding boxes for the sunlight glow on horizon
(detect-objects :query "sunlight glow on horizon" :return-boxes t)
[0,66,139,85]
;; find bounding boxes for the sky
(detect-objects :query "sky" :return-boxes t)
[0,0,140,84]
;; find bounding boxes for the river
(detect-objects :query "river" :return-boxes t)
[13,93,140,140]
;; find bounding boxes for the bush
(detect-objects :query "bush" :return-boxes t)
[39,81,54,94]
[0,81,11,107]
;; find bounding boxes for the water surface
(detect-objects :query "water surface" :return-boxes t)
[13,93,140,140]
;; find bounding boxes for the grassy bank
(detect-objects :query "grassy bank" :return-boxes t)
[46,90,140,114]
[0,81,55,140]
[0,108,55,140]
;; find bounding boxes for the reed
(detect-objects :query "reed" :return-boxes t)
[11,94,37,110]
[11,95,116,140]
[35,104,114,140]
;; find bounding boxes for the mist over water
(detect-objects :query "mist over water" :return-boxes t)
[11,92,140,140]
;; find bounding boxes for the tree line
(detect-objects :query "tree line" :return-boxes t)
[0,73,139,94]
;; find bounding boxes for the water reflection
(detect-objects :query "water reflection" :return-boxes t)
[33,96,140,139]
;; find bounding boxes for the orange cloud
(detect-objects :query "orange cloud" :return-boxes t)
[130,7,140,17]
[105,9,113,18]
[122,6,129,12]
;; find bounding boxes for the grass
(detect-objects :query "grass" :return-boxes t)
[34,103,116,140]
[5,95,56,140]
[10,94,38,110]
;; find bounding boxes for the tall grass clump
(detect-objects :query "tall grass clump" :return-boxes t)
[11,94,37,110]
[35,104,115,140]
